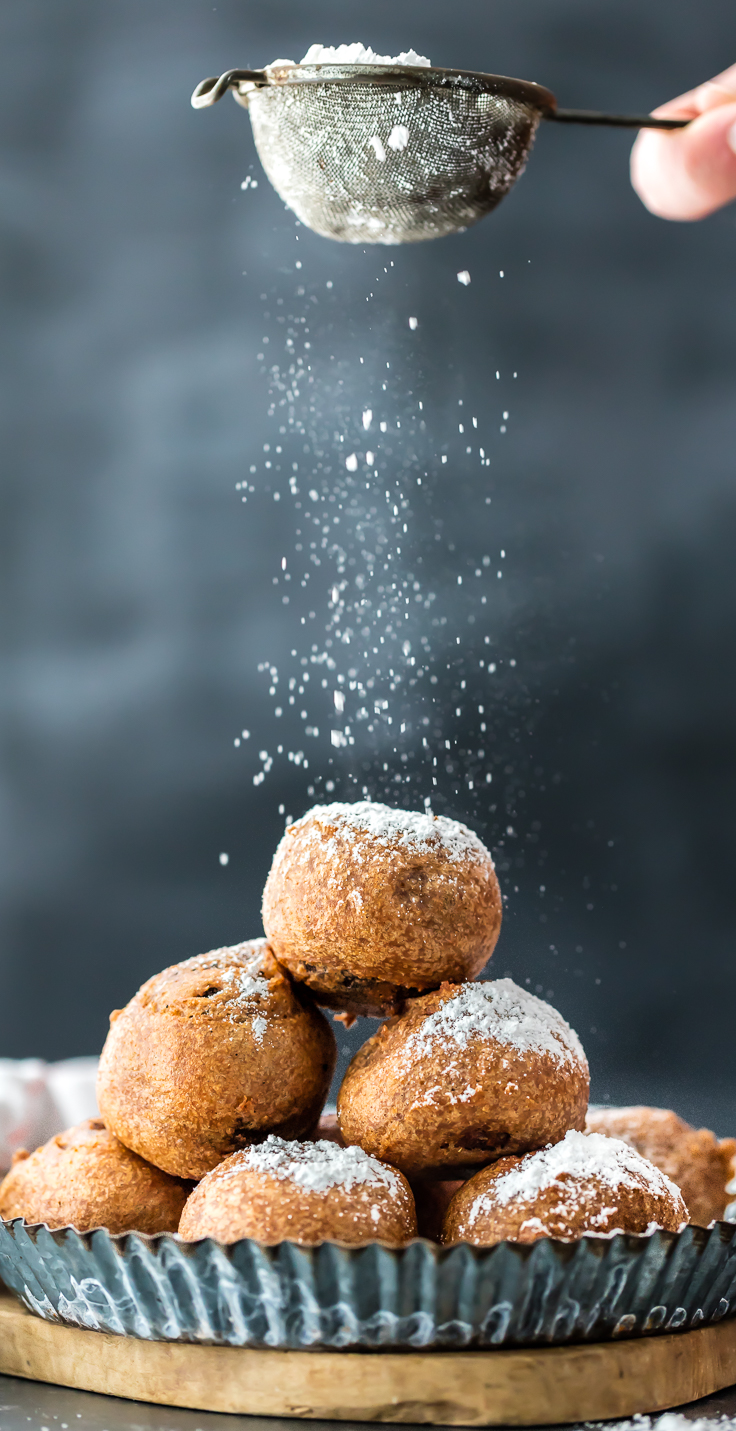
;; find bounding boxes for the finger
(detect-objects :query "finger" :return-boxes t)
[631,100,736,220]
[649,63,736,122]
[704,61,736,95]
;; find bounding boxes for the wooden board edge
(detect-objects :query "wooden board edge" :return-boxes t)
[1,1292,736,1424]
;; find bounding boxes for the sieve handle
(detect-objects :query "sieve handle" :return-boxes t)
[191,70,266,108]
[549,109,688,129]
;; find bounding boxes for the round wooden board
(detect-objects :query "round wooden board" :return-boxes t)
[1,1291,735,1426]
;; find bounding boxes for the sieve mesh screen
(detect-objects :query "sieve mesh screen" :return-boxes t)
[237,66,545,244]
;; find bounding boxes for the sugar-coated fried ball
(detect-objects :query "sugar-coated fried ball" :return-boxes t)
[585,1105,736,1227]
[410,1177,465,1241]
[338,978,589,1177]
[0,1119,191,1234]
[262,801,502,1017]
[442,1129,688,1245]
[97,939,336,1180]
[178,1135,417,1245]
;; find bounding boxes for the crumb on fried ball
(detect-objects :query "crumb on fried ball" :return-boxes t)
[97,939,336,1181]
[178,1135,417,1246]
[585,1105,736,1227]
[262,801,502,1017]
[338,978,589,1177]
[0,1119,191,1234]
[441,1129,688,1246]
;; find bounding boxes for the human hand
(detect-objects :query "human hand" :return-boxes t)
[631,64,736,219]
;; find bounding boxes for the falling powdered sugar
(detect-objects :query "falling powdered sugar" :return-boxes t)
[289,799,491,868]
[405,979,586,1071]
[299,43,431,67]
[223,1136,402,1197]
[483,1129,683,1212]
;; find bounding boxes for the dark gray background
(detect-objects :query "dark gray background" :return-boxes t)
[1,0,734,1128]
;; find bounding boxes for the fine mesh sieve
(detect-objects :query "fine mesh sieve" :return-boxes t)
[192,63,688,245]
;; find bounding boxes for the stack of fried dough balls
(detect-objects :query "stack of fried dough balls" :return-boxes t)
[1,801,727,1246]
[0,937,340,1239]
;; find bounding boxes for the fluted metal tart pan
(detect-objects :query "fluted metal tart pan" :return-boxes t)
[1,1215,736,1350]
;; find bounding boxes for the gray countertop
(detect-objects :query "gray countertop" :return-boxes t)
[1,1375,736,1431]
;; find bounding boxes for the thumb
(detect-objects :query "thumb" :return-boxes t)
[631,99,736,220]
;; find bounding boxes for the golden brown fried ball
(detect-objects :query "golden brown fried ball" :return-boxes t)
[441,1129,688,1246]
[338,978,590,1177]
[312,1112,344,1146]
[585,1105,736,1227]
[178,1135,417,1246]
[262,801,502,1017]
[97,939,336,1180]
[0,1119,191,1234]
[410,1178,465,1241]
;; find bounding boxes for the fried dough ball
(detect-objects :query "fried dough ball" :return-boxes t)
[585,1106,736,1227]
[262,801,502,1017]
[0,1119,191,1234]
[410,1178,465,1241]
[97,939,336,1180]
[441,1129,688,1245]
[338,978,589,1177]
[178,1135,417,1245]
[313,1112,344,1146]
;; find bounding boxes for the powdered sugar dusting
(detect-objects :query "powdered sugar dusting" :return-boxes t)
[597,1414,728,1431]
[219,964,271,1003]
[388,125,411,152]
[222,1135,402,1197]
[284,800,491,869]
[472,1130,684,1223]
[176,943,274,1032]
[299,43,431,67]
[405,979,586,1073]
[251,1014,268,1044]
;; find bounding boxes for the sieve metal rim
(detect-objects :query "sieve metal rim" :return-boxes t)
[192,66,688,132]
[194,64,557,116]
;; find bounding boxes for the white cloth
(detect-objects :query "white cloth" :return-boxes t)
[0,1058,99,1171]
